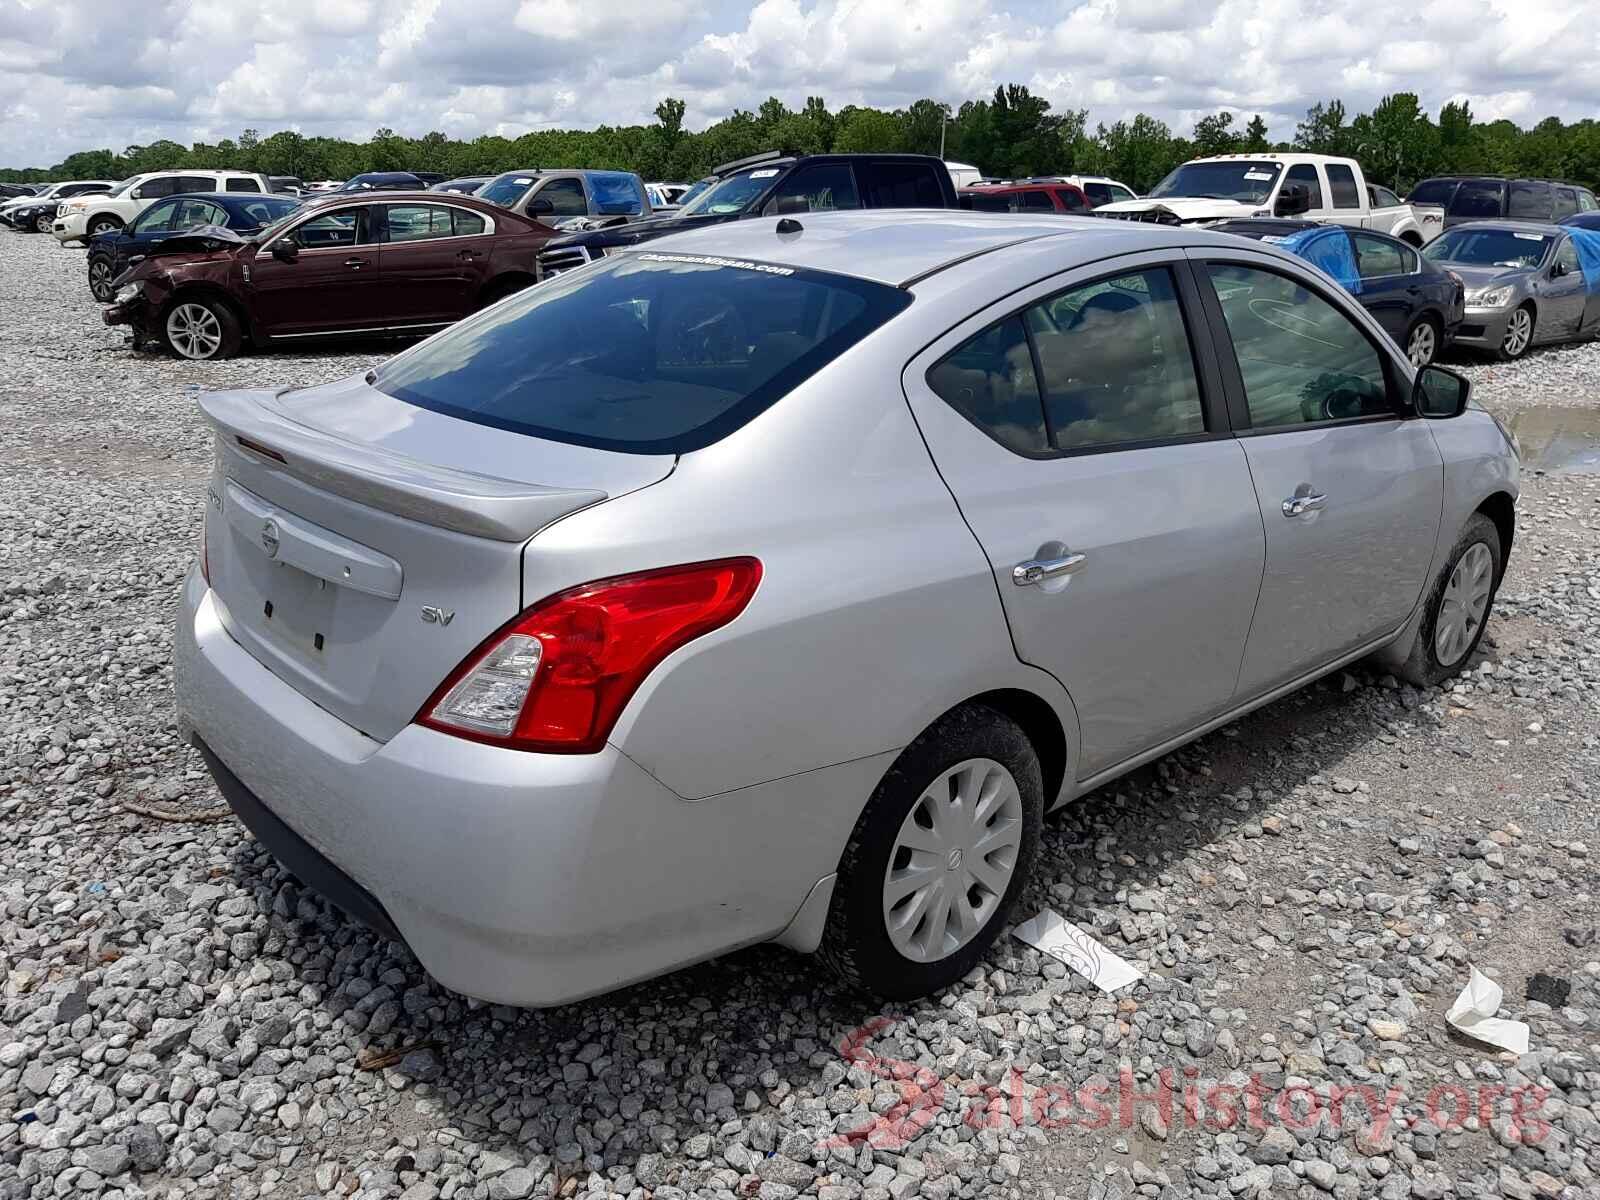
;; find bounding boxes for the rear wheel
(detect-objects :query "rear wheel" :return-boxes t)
[88,256,116,302]
[163,297,243,361]
[1404,315,1439,367]
[818,705,1043,1000]
[87,215,121,238]
[1498,304,1534,360]
[1396,512,1502,687]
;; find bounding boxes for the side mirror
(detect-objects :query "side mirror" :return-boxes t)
[1414,365,1470,419]
[1275,184,1312,217]
[271,239,299,263]
[1551,260,1569,278]
[530,197,556,216]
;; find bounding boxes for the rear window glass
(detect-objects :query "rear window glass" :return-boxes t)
[373,253,912,454]
[1407,179,1458,207]
[1508,181,1552,220]
[589,172,645,216]
[857,163,947,207]
[1449,181,1503,218]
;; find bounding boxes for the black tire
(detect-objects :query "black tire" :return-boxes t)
[33,213,53,234]
[1496,304,1535,361]
[161,295,244,361]
[1396,512,1502,688]
[817,704,1043,1000]
[87,215,121,238]
[1403,314,1440,368]
[88,255,117,302]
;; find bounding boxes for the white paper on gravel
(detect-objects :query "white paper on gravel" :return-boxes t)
[1012,909,1143,993]
[1445,966,1530,1054]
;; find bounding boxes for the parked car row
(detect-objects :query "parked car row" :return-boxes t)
[0,180,115,232]
[172,206,1518,1008]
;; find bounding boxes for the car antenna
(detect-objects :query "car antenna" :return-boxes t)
[776,217,803,235]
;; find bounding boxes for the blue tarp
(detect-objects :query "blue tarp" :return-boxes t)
[1272,225,1362,295]
[589,172,645,216]
[1569,227,1600,293]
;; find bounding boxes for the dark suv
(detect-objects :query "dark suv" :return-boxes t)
[1407,176,1599,228]
[537,152,959,278]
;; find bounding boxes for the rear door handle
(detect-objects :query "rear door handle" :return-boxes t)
[457,249,481,260]
[344,257,368,269]
[1013,552,1087,586]
[1282,491,1328,518]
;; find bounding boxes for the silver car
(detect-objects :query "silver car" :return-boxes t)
[175,212,1518,1006]
[1424,220,1600,359]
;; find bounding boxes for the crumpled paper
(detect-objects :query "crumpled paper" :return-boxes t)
[1012,908,1143,994]
[1445,966,1530,1054]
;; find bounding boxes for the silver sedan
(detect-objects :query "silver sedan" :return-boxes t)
[175,212,1518,1006]
[1425,220,1600,358]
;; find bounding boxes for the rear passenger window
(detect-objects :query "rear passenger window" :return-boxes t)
[1286,164,1323,209]
[855,163,945,208]
[1509,181,1553,221]
[927,317,1048,455]
[1450,181,1502,218]
[1054,188,1086,212]
[1352,232,1406,278]
[1552,188,1579,220]
[1084,183,1112,206]
[175,176,216,194]
[225,177,261,193]
[1020,190,1055,211]
[1326,164,1361,209]
[452,208,487,236]
[1205,264,1393,428]
[1025,268,1205,451]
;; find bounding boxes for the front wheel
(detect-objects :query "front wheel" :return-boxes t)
[1497,305,1534,361]
[1396,512,1502,687]
[817,705,1043,1000]
[1404,315,1439,368]
[163,297,243,361]
[86,216,120,238]
[88,256,116,302]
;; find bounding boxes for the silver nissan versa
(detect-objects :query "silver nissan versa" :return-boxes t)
[175,211,1518,1006]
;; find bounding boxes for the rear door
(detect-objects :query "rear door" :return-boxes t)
[1191,250,1442,696]
[375,202,494,327]
[901,253,1265,778]
[1323,163,1366,228]
[250,204,383,336]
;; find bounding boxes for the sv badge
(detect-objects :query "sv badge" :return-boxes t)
[420,605,455,626]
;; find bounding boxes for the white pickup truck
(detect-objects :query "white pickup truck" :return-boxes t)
[1096,153,1444,246]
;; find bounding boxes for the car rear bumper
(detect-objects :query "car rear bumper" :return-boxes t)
[174,566,840,1006]
[1453,306,1514,352]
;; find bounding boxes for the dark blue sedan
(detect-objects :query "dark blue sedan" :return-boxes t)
[1210,219,1466,366]
[86,192,301,302]
[1561,212,1600,231]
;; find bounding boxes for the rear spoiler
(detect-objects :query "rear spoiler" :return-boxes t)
[198,389,606,542]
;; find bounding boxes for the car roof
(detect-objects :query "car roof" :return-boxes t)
[158,191,299,205]
[635,209,1264,287]
[1447,219,1568,236]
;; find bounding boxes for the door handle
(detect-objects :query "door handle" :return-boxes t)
[456,249,481,260]
[1281,491,1328,518]
[1013,552,1087,586]
[343,257,368,269]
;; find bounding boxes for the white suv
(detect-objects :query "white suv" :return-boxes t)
[1057,175,1140,207]
[52,170,273,243]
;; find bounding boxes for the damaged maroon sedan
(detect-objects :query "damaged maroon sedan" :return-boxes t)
[104,193,556,360]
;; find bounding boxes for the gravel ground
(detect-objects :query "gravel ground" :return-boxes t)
[1,230,1598,1200]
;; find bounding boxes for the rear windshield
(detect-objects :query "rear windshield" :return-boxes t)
[372,252,913,454]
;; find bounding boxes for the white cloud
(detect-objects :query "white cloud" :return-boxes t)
[0,0,1597,167]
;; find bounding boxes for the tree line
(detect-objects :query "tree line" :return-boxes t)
[4,88,1597,195]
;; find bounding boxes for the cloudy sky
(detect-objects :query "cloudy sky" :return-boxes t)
[1,0,1596,168]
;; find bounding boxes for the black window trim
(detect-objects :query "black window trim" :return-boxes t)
[1190,251,1414,437]
[920,254,1233,462]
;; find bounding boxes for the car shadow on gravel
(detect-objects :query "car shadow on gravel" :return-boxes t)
[219,644,1480,1183]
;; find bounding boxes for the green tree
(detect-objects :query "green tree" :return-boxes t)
[900,99,951,157]
[832,108,904,154]
[1351,93,1438,190]
[1438,100,1476,172]
[1098,115,1184,192]
[1242,115,1270,152]
[1294,100,1350,156]
[1191,111,1240,157]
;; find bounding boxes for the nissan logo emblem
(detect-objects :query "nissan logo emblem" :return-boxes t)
[260,518,280,559]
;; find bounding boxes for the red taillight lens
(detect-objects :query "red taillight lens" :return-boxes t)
[418,557,762,753]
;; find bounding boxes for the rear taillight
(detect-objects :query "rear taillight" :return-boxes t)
[418,558,762,753]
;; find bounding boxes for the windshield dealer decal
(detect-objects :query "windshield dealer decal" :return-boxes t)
[637,252,795,276]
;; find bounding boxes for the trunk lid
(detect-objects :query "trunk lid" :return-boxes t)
[199,375,674,741]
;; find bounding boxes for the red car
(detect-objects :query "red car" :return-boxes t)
[103,192,555,360]
[958,181,1090,215]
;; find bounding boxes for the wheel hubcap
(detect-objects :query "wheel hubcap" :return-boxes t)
[882,757,1023,963]
[167,304,222,359]
[1408,323,1435,366]
[1504,310,1531,356]
[1435,541,1494,666]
